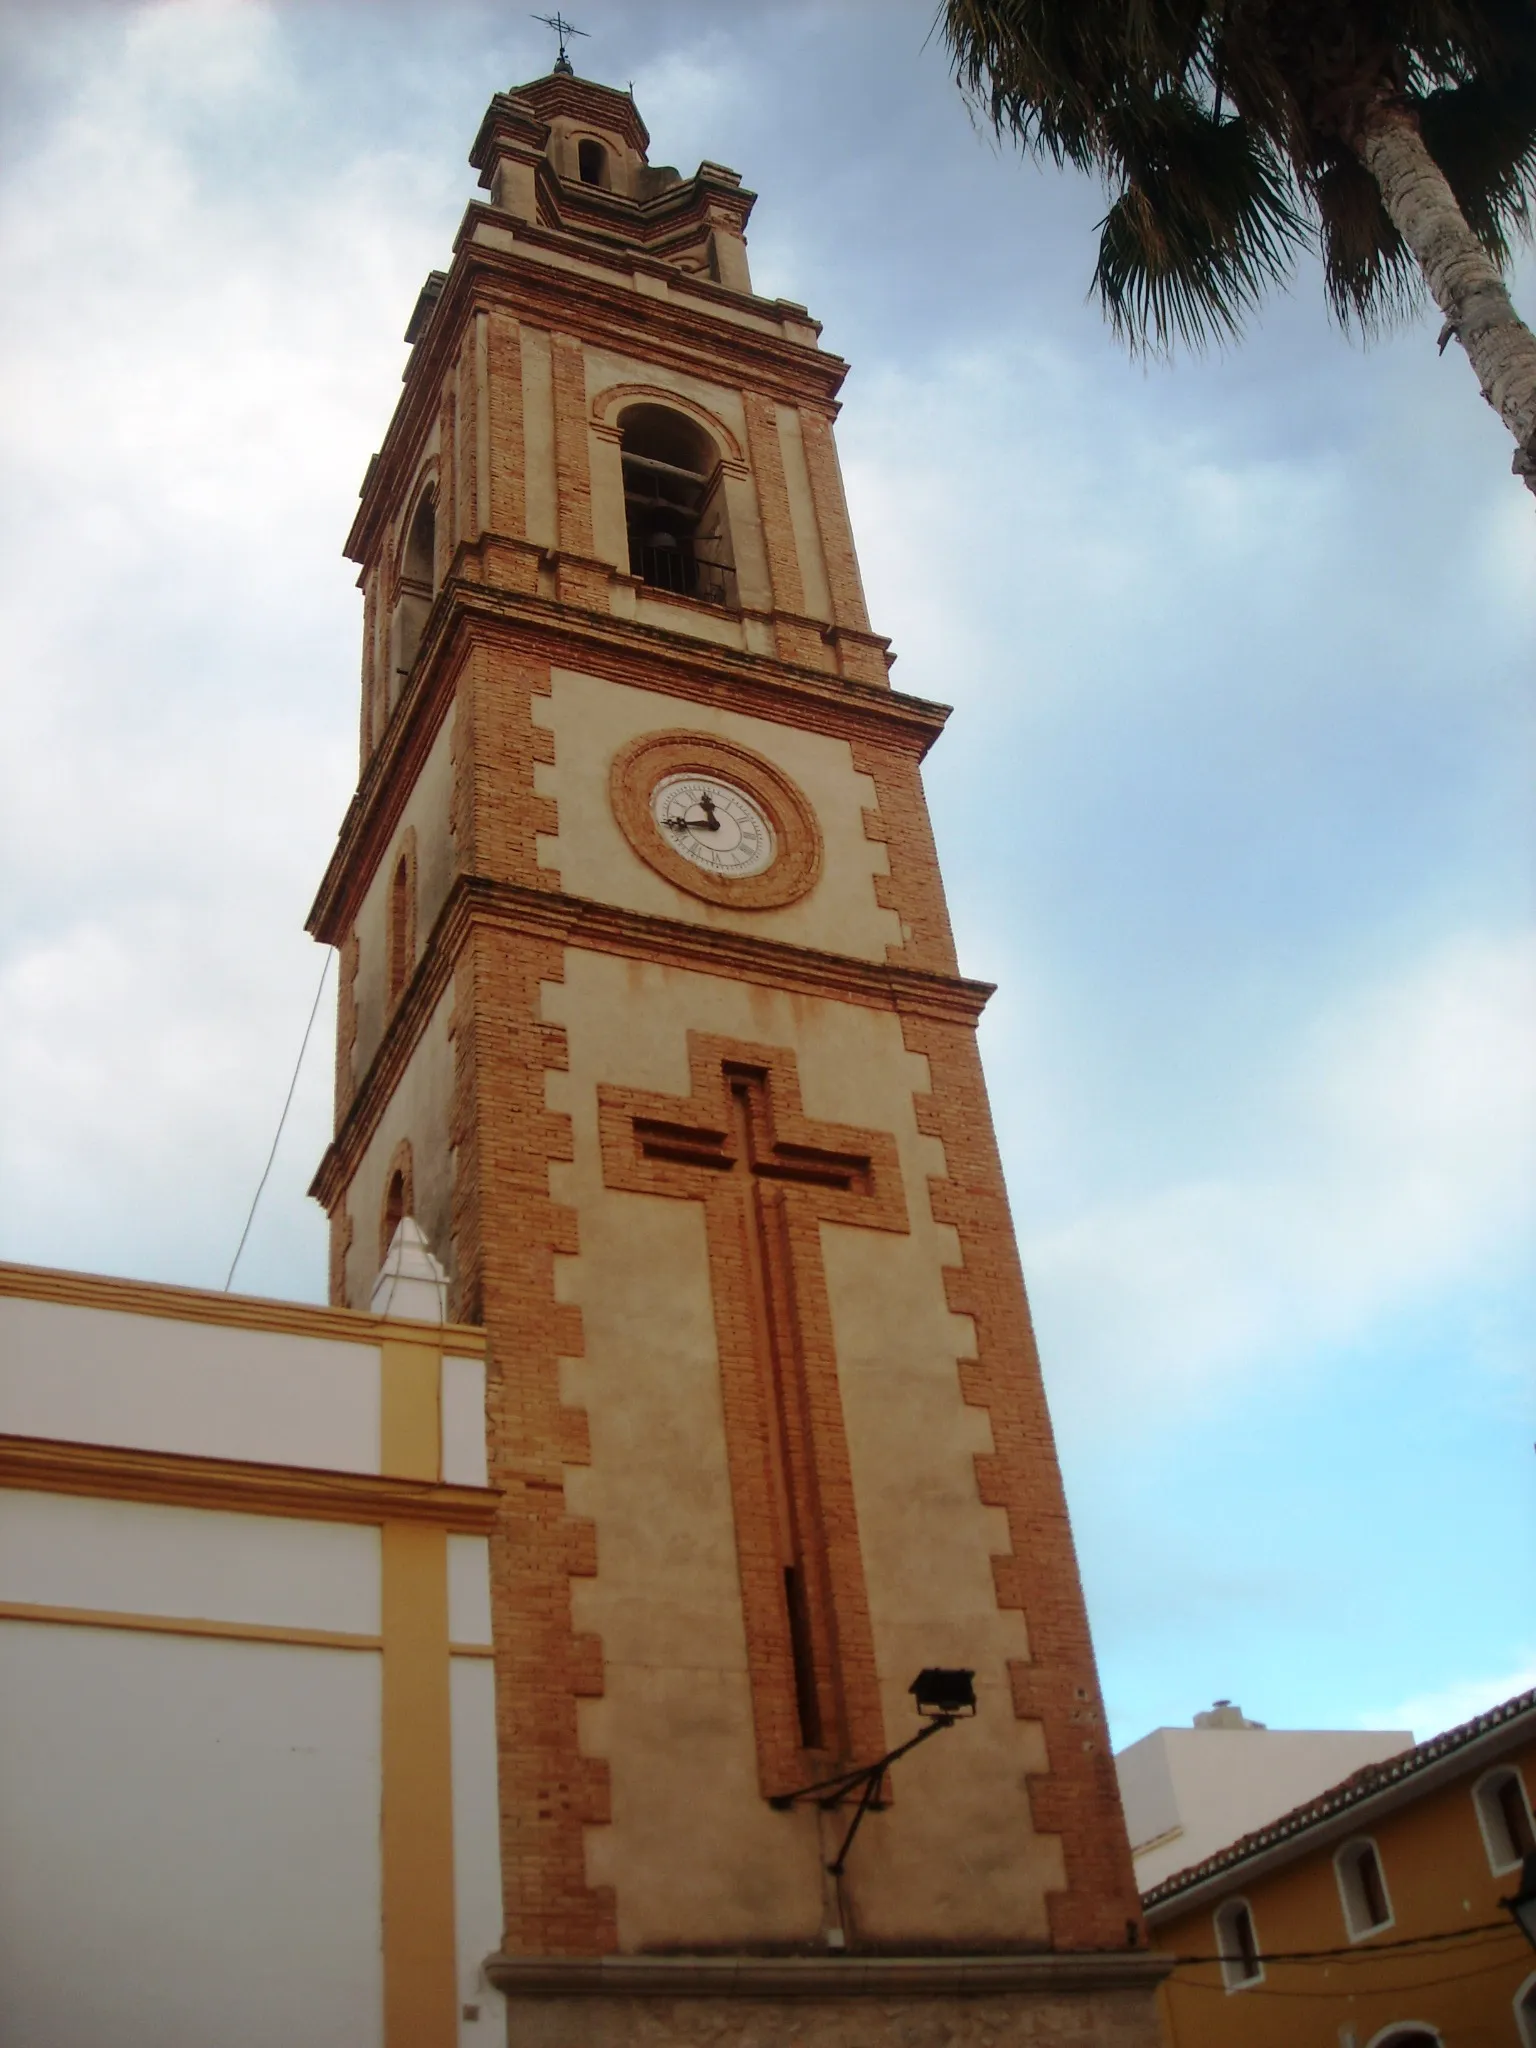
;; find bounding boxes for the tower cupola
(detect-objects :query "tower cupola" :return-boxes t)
[470,72,754,288]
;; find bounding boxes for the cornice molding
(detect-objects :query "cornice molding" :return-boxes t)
[476,78,652,158]
[0,1258,485,1353]
[483,1951,1174,2000]
[349,223,844,564]
[310,877,994,1209]
[307,582,947,943]
[0,1432,498,1533]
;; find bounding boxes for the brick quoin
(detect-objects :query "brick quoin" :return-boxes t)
[901,1010,1146,1950]
[451,924,616,1956]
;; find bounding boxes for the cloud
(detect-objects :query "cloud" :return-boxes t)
[1025,928,1536,1420]
[1359,1658,1536,1744]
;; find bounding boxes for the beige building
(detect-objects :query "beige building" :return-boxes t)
[305,53,1167,2048]
[1117,1699,1415,1889]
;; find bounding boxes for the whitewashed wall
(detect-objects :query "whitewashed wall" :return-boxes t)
[0,1266,501,2048]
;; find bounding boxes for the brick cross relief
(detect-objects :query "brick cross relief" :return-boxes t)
[599,1034,909,1797]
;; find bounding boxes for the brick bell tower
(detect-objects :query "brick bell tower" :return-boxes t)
[309,60,1166,2046]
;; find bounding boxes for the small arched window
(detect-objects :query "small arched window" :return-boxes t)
[392,490,437,695]
[577,138,607,187]
[1336,1838,1393,1939]
[618,403,736,608]
[1475,1766,1536,1874]
[1212,1897,1263,1990]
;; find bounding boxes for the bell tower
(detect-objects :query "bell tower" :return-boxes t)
[310,62,1165,2046]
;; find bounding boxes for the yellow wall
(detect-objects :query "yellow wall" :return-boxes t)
[1150,1733,1536,2048]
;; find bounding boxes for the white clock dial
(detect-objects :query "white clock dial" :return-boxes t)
[651,774,775,879]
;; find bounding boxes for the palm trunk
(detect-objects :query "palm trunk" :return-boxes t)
[1353,100,1536,495]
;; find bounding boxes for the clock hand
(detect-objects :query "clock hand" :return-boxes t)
[663,793,722,835]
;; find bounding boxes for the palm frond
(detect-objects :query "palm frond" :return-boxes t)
[1417,73,1536,264]
[941,0,1213,163]
[1090,93,1306,349]
[1310,150,1424,329]
[941,0,1536,359]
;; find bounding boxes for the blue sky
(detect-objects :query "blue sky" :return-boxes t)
[0,0,1531,1750]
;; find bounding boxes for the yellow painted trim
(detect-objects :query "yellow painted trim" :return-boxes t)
[0,1599,494,1662]
[381,1338,443,1481]
[0,1257,486,1354]
[0,1433,496,1532]
[0,1599,383,1652]
[381,1519,459,2048]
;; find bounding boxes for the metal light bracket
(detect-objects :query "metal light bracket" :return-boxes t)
[769,1669,976,1878]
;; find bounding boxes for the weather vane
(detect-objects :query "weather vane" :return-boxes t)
[532,11,587,75]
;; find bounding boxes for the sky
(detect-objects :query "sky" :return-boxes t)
[0,0,1531,1754]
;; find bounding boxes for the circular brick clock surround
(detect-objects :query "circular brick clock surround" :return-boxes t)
[609,730,823,910]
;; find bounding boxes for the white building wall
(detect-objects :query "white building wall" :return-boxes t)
[0,1294,382,1471]
[1117,1724,1417,1889]
[0,1624,385,2048]
[0,1491,382,1634]
[451,1657,507,2033]
[0,1268,501,2048]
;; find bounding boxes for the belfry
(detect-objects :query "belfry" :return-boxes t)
[308,58,1166,2046]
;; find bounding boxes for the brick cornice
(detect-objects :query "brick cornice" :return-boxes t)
[306,584,949,943]
[308,876,993,1210]
[348,222,845,566]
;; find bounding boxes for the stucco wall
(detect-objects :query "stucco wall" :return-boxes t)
[0,1624,385,2048]
[0,1273,502,2048]
[775,404,833,621]
[0,1488,382,1632]
[342,981,457,1306]
[521,324,558,549]
[353,702,458,1079]
[546,949,1062,1952]
[533,668,900,962]
[1149,1730,1536,2048]
[0,1292,382,1469]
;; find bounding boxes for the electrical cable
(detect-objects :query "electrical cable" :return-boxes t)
[223,950,332,1292]
[1169,1948,1525,1996]
[1166,1918,1513,1967]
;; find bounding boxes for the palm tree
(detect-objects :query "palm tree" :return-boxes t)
[942,0,1536,493]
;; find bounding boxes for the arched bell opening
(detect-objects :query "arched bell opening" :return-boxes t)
[618,403,736,608]
[391,489,437,698]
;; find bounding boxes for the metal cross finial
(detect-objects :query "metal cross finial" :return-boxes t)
[532,11,587,74]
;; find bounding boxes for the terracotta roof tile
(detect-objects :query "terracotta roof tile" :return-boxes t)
[1141,1685,1536,1908]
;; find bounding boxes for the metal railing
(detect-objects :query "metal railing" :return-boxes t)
[632,544,731,607]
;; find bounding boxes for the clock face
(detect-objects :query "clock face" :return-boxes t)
[651,774,775,879]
